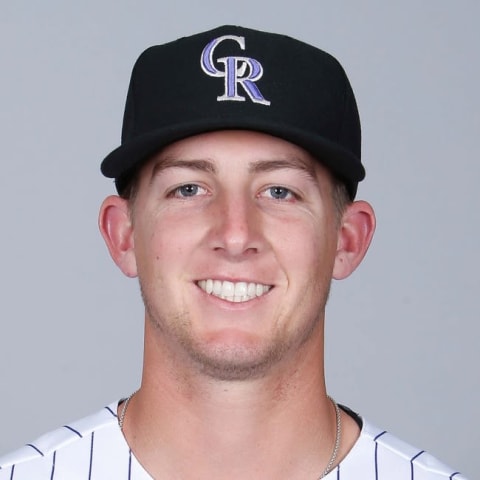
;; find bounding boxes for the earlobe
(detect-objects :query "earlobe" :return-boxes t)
[98,195,138,278]
[333,200,376,280]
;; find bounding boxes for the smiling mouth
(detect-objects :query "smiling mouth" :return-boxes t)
[197,279,272,303]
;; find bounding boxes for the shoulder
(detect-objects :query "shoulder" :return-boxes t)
[0,402,129,479]
[333,414,469,479]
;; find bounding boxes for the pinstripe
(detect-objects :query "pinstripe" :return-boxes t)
[0,405,466,479]
[26,444,44,457]
[374,430,387,480]
[88,432,95,480]
[49,451,56,480]
[373,430,387,441]
[63,425,83,438]
[128,450,132,480]
[410,450,425,480]
[105,406,117,418]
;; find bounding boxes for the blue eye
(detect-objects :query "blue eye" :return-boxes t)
[266,186,294,200]
[173,184,205,197]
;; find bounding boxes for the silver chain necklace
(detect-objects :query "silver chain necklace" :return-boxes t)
[118,391,341,478]
[118,389,137,430]
[319,396,342,478]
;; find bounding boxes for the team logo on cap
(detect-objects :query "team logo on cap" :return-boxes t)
[201,35,271,106]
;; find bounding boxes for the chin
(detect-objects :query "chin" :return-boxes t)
[184,335,288,381]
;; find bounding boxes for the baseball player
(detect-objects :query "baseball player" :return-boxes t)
[0,25,468,479]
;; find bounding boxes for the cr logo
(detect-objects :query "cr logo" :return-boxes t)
[200,35,271,106]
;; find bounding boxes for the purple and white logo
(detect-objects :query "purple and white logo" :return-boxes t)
[200,35,271,106]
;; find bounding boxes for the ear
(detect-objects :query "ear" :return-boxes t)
[98,195,138,278]
[333,200,376,280]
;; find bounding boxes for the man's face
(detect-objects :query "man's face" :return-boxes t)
[128,130,342,380]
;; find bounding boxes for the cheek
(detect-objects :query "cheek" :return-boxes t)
[134,211,204,275]
[274,217,337,278]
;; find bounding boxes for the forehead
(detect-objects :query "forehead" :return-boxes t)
[140,130,334,182]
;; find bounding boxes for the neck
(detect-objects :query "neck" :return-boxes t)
[120,320,358,479]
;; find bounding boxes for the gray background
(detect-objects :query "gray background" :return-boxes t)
[0,1,478,477]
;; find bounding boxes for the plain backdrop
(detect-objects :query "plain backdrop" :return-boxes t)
[0,1,478,477]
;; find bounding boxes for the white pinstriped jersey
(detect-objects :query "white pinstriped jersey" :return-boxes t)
[0,401,468,479]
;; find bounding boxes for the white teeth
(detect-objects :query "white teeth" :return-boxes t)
[213,280,222,295]
[222,281,235,297]
[197,280,271,303]
[234,282,247,297]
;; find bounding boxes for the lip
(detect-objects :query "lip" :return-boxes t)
[196,279,273,304]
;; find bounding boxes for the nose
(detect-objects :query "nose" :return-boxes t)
[208,191,264,258]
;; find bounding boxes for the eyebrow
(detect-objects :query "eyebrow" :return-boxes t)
[149,157,217,184]
[149,156,318,182]
[248,158,318,181]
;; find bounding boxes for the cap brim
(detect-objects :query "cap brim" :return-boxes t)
[101,118,365,198]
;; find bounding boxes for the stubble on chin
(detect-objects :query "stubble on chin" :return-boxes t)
[140,279,329,383]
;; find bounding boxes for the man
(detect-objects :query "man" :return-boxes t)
[0,25,467,479]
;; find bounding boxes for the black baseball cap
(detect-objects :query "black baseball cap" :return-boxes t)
[101,25,365,198]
